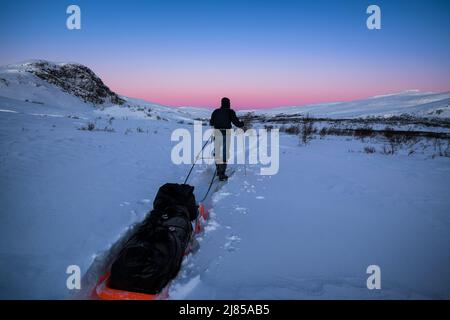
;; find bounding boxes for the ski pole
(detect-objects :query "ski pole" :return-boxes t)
[239,127,247,176]
[244,139,246,176]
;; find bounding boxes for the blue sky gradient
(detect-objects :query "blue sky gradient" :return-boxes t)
[1,0,449,108]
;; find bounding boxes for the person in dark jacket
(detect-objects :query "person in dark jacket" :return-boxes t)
[210,97,244,181]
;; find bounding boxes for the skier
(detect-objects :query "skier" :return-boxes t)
[210,97,244,181]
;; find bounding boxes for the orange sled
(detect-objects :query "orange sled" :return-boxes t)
[94,271,169,300]
[93,203,209,300]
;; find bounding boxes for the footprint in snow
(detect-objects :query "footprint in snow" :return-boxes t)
[234,206,248,214]
[212,191,232,204]
[224,235,242,252]
[139,199,151,204]
[130,210,138,221]
[204,220,220,233]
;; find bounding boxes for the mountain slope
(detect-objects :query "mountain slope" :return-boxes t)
[26,61,125,105]
[250,90,450,119]
[0,60,211,122]
[0,60,125,108]
[1,60,449,121]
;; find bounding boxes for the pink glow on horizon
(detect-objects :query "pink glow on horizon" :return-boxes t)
[100,64,450,109]
[109,81,450,109]
[112,87,450,109]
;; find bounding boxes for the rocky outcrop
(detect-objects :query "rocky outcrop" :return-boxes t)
[26,61,125,105]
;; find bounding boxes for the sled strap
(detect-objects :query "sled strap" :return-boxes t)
[183,136,212,185]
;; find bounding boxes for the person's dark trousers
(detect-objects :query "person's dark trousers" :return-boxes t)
[215,129,228,177]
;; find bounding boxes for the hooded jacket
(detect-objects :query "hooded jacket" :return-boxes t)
[209,98,244,129]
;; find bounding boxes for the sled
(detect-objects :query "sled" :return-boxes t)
[94,271,170,300]
[93,203,210,300]
[194,203,209,233]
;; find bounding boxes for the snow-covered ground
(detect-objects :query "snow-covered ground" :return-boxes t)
[0,106,190,299]
[171,136,450,299]
[0,60,449,299]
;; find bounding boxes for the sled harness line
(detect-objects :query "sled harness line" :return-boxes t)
[182,135,217,202]
[183,136,213,185]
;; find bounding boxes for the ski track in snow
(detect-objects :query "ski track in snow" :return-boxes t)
[169,136,450,300]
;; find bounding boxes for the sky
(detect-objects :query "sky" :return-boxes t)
[0,0,449,109]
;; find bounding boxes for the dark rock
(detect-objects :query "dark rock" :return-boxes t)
[27,61,125,106]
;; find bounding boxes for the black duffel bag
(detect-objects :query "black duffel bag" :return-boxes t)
[153,183,199,221]
[109,205,193,294]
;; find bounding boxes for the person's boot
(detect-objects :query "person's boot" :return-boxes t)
[216,164,221,176]
[219,164,228,181]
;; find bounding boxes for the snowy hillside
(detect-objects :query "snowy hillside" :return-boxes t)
[1,60,449,122]
[0,60,449,299]
[0,60,210,122]
[0,60,122,109]
[249,90,450,119]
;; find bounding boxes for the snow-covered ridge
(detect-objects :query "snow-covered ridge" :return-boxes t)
[0,60,124,107]
[0,60,212,121]
[248,90,450,119]
[27,61,125,105]
[1,59,449,121]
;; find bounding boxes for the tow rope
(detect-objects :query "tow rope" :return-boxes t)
[182,135,218,203]
[183,136,213,185]
[199,167,217,203]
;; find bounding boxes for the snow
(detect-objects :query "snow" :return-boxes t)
[170,276,201,300]
[0,107,192,299]
[0,60,449,299]
[249,90,450,119]
[169,136,450,299]
[0,64,93,111]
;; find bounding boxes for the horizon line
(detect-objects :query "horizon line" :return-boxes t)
[124,89,450,111]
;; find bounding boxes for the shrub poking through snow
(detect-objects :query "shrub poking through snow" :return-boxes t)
[354,127,374,140]
[87,122,96,131]
[280,125,300,135]
[364,146,376,154]
[300,121,316,145]
[382,143,396,155]
[78,122,96,131]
